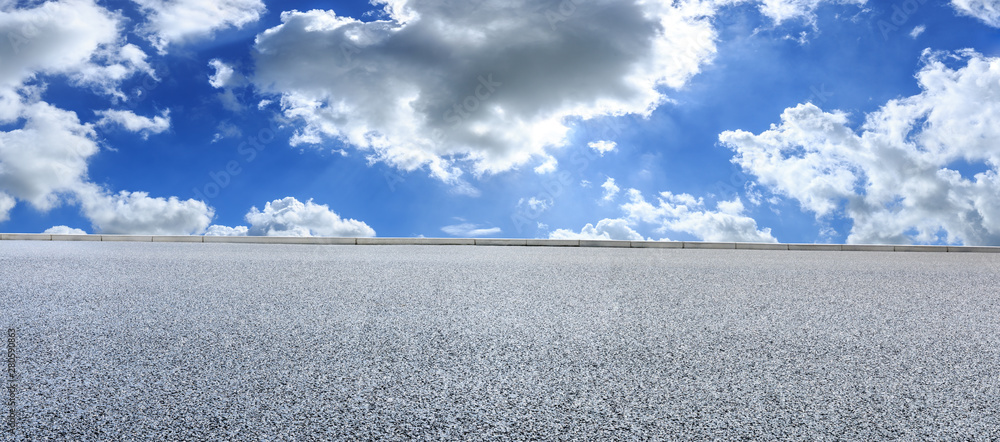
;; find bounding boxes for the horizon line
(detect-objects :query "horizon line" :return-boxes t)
[1,233,998,253]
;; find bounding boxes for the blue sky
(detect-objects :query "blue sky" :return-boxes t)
[1,0,999,244]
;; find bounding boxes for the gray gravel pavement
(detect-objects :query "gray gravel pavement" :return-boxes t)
[1,241,999,440]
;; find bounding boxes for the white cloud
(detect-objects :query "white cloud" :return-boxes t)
[70,43,156,100]
[243,197,375,237]
[534,156,558,174]
[588,140,618,156]
[44,225,87,235]
[208,59,239,89]
[550,218,644,241]
[0,104,211,236]
[527,197,551,212]
[601,177,620,202]
[208,59,247,111]
[96,109,170,137]
[441,223,501,237]
[951,0,1000,27]
[516,196,552,218]
[0,193,14,222]
[0,1,158,218]
[250,0,863,189]
[253,1,720,188]
[909,25,926,38]
[0,1,213,236]
[622,189,778,242]
[132,0,266,53]
[0,102,98,211]
[753,0,867,25]
[0,0,145,117]
[205,225,249,236]
[720,50,1000,245]
[77,185,214,235]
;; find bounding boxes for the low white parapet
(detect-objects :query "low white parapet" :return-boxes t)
[684,242,736,249]
[2,233,999,252]
[526,239,579,247]
[1,233,51,241]
[736,243,789,250]
[630,241,683,248]
[101,235,154,242]
[843,244,896,252]
[152,236,204,243]
[579,240,631,248]
[475,239,528,246]
[51,234,101,242]
[788,244,843,251]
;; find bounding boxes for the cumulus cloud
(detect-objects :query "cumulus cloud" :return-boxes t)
[0,1,217,236]
[252,0,721,187]
[550,218,644,241]
[0,1,159,218]
[621,188,778,242]
[0,102,214,235]
[250,0,865,190]
[601,177,620,201]
[77,185,214,235]
[720,49,1000,245]
[132,0,266,53]
[553,187,775,243]
[205,225,248,236]
[588,140,618,156]
[43,225,87,235]
[208,59,239,89]
[951,0,1000,27]
[441,223,501,237]
[242,197,375,237]
[0,102,98,211]
[96,109,170,137]
[0,0,145,118]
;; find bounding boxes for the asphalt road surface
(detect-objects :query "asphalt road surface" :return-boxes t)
[2,242,999,440]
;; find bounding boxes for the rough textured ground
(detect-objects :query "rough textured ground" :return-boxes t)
[1,242,999,440]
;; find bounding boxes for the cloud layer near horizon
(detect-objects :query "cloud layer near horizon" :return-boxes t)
[552,187,777,243]
[208,197,376,237]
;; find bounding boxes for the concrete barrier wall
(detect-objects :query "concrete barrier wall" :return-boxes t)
[2,233,999,253]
